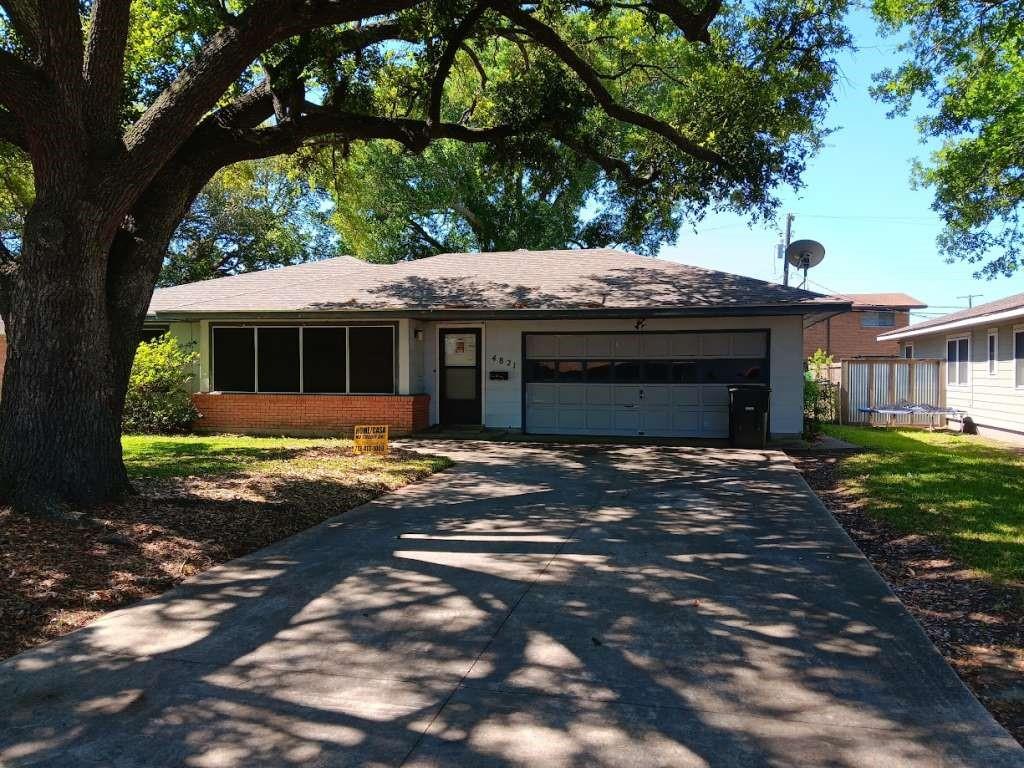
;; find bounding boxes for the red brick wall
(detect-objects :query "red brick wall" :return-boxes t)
[192,393,431,436]
[803,310,909,360]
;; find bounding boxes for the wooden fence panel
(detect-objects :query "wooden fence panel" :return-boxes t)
[829,358,945,426]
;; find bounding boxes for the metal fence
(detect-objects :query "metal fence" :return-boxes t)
[827,358,946,426]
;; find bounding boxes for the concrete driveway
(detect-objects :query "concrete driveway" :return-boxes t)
[2,443,1022,767]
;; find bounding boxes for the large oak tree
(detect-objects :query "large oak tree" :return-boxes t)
[0,0,847,515]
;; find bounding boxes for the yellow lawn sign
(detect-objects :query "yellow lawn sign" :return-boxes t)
[353,424,389,454]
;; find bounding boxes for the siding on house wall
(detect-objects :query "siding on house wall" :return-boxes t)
[421,315,806,436]
[903,323,1024,435]
[803,310,910,360]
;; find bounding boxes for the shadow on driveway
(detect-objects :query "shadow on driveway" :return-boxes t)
[1,443,1021,767]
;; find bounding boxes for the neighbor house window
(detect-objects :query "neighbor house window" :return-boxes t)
[212,325,394,394]
[861,310,896,328]
[988,330,998,376]
[1015,329,1024,388]
[946,336,970,386]
[904,344,913,359]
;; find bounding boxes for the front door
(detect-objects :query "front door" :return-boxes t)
[439,329,482,426]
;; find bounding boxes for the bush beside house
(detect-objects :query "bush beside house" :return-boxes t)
[123,334,199,434]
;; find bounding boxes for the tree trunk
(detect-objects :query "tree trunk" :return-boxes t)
[0,206,137,517]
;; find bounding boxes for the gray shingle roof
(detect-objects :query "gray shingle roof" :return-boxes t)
[148,248,845,316]
[879,291,1024,338]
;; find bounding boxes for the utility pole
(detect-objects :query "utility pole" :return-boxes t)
[782,212,794,287]
[957,294,983,308]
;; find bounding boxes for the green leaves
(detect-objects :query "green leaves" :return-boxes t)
[124,334,199,434]
[871,0,1024,277]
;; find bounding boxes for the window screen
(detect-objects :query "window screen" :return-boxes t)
[257,327,300,392]
[349,327,394,393]
[303,327,347,393]
[861,311,896,328]
[1016,332,1024,387]
[213,327,255,392]
[988,333,997,375]
[958,338,969,384]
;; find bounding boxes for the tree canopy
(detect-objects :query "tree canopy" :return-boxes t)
[0,0,851,513]
[872,0,1024,278]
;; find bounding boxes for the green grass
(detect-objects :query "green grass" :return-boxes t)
[822,425,1024,582]
[122,434,451,480]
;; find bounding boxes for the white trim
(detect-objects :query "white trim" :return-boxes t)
[987,328,998,376]
[880,305,1024,341]
[946,334,971,387]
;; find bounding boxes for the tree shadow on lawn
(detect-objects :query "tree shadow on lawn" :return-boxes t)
[1,443,1021,767]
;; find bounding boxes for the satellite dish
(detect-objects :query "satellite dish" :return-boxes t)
[786,239,825,270]
[785,239,825,288]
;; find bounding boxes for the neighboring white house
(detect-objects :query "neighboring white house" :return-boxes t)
[878,292,1024,443]
[143,248,850,439]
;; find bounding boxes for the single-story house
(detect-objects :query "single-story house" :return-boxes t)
[879,291,1024,443]
[145,248,850,439]
[803,292,927,360]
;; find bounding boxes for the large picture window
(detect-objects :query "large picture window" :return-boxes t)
[947,337,970,386]
[212,325,394,394]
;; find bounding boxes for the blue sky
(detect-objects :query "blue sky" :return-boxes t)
[658,9,1019,321]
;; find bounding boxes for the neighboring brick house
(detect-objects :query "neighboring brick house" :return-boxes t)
[803,293,926,360]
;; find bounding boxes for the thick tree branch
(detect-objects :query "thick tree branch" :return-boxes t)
[83,0,132,139]
[118,0,420,198]
[490,1,731,171]
[558,134,655,187]
[428,5,486,126]
[0,50,51,118]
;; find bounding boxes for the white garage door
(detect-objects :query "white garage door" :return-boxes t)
[523,331,769,437]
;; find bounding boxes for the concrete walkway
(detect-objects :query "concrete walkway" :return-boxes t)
[1,443,1021,767]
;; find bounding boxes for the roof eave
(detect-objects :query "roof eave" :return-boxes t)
[879,304,1024,341]
[149,301,852,322]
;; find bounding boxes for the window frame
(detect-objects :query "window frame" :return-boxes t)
[861,310,897,328]
[987,329,998,376]
[904,344,914,360]
[210,322,396,395]
[946,334,971,387]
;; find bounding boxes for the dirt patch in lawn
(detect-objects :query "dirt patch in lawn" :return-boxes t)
[792,453,1024,746]
[0,445,450,661]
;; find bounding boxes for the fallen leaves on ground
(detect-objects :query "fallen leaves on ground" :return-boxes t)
[0,445,450,660]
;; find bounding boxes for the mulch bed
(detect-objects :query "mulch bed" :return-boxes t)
[0,447,442,661]
[792,452,1024,746]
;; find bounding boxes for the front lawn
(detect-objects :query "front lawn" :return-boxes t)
[0,434,452,660]
[822,425,1024,583]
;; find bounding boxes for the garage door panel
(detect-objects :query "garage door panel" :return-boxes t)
[526,335,557,357]
[701,385,729,406]
[527,383,557,405]
[526,405,558,430]
[613,386,641,406]
[642,385,670,406]
[640,409,672,434]
[585,385,613,405]
[586,410,613,430]
[670,335,701,357]
[640,335,670,358]
[556,335,587,357]
[612,335,640,357]
[732,332,767,357]
[585,335,613,357]
[557,386,586,405]
[700,333,731,357]
[671,409,701,433]
[613,411,640,431]
[671,386,699,406]
[557,409,589,430]
[702,409,729,435]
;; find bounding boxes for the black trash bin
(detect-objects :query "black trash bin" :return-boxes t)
[728,385,771,448]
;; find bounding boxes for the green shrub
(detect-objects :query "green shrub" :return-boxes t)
[803,349,838,439]
[123,333,199,434]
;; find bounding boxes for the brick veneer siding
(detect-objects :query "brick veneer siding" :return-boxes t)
[191,393,431,436]
[803,310,909,360]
